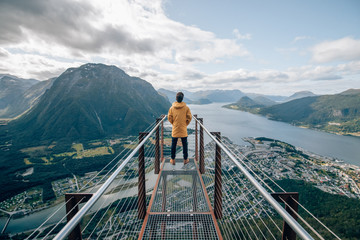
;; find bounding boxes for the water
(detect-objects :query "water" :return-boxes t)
[189,103,360,166]
[2,102,360,234]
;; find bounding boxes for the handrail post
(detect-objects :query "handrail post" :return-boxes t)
[271,192,299,240]
[54,116,166,240]
[199,118,204,174]
[155,118,161,174]
[194,114,198,162]
[192,117,314,240]
[161,114,164,162]
[138,132,148,219]
[65,193,93,240]
[211,132,222,219]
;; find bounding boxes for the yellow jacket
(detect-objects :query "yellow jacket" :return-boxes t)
[168,102,192,138]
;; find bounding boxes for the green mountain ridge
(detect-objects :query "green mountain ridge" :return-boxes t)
[0,75,41,118]
[224,90,360,135]
[8,63,171,145]
[0,63,171,202]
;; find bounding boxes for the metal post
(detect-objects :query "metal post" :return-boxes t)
[54,116,165,240]
[161,115,164,162]
[194,114,198,162]
[191,116,313,240]
[155,118,161,174]
[138,132,148,219]
[271,192,299,240]
[65,193,93,240]
[199,118,205,174]
[211,132,222,219]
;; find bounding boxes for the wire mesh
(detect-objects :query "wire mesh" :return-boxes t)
[151,159,209,213]
[141,214,219,240]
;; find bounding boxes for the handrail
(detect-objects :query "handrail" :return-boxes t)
[193,116,314,240]
[54,115,167,240]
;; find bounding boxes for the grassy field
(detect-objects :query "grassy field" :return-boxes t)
[89,141,103,146]
[24,158,32,165]
[22,142,115,165]
[72,143,84,152]
[123,143,137,149]
[20,146,48,157]
[74,146,114,159]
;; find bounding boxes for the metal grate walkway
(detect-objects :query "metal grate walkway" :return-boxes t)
[138,158,223,240]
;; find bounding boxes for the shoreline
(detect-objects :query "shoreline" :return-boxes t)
[222,105,360,139]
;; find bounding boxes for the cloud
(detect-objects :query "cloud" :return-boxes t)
[164,60,360,93]
[233,29,252,40]
[0,0,250,81]
[0,48,9,58]
[292,36,311,43]
[0,0,157,55]
[0,51,83,79]
[0,1,359,95]
[311,37,360,63]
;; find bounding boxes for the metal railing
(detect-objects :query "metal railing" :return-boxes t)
[193,115,314,240]
[53,115,167,240]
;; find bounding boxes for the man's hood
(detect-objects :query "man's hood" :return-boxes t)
[172,101,186,109]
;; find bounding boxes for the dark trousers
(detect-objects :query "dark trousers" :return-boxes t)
[171,137,188,160]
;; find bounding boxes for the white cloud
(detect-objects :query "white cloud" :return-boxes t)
[162,61,360,94]
[292,36,311,43]
[311,37,360,63]
[233,29,252,40]
[0,1,359,95]
[0,0,250,80]
[0,51,83,79]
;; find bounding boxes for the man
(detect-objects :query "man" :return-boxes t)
[168,92,192,165]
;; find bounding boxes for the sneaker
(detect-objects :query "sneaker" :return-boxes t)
[183,159,189,165]
[170,159,175,165]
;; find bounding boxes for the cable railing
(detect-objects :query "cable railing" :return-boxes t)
[48,115,167,240]
[192,115,314,240]
[22,113,344,240]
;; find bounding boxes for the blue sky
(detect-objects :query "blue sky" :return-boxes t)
[0,0,359,95]
[165,0,360,69]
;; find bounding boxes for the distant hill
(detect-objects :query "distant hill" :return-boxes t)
[0,75,41,118]
[9,63,171,144]
[340,88,360,95]
[159,88,246,103]
[157,88,194,103]
[223,96,273,113]
[245,93,287,102]
[195,89,245,102]
[260,90,360,135]
[285,91,316,102]
[224,89,360,136]
[252,96,276,106]
[191,98,212,105]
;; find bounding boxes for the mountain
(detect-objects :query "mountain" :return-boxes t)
[195,89,245,102]
[285,91,316,102]
[223,96,264,113]
[191,98,212,105]
[9,63,171,144]
[245,93,287,102]
[340,88,360,95]
[252,96,276,106]
[0,75,40,118]
[158,89,245,103]
[157,88,194,103]
[1,78,54,118]
[259,90,360,135]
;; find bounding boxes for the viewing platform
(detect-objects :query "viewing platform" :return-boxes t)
[138,158,222,239]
